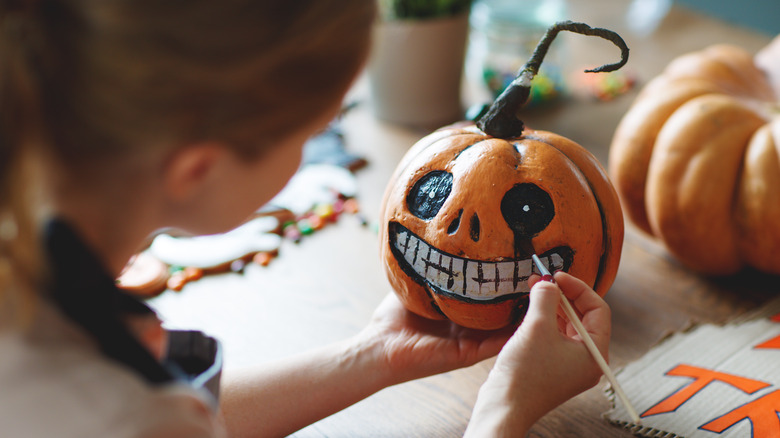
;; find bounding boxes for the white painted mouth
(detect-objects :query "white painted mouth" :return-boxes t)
[389,223,567,302]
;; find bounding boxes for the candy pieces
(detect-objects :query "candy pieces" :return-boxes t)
[166,266,204,292]
[578,68,637,101]
[280,195,363,244]
[116,251,171,298]
[268,164,358,216]
[117,163,365,297]
[117,197,363,297]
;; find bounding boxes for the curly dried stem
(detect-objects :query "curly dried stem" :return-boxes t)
[476,20,630,138]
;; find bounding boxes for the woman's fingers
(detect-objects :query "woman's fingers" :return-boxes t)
[552,272,591,303]
[525,280,565,331]
[553,272,611,348]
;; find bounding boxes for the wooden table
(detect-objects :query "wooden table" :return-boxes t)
[149,3,777,436]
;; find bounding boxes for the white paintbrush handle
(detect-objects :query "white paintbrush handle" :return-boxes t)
[558,290,642,424]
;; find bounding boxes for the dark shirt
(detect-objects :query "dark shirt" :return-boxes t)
[45,219,222,398]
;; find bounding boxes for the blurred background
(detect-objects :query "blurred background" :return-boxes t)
[679,0,779,35]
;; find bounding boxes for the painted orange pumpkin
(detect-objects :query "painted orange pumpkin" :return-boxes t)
[379,125,624,329]
[379,22,628,329]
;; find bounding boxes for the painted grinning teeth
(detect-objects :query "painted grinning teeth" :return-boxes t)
[392,226,564,301]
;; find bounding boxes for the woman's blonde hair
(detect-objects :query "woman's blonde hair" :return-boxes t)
[0,0,375,323]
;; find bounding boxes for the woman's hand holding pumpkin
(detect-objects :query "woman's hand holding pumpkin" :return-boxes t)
[221,293,514,438]
[220,278,608,438]
[355,293,515,387]
[464,272,611,436]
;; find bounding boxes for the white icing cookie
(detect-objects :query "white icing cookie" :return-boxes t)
[149,216,282,269]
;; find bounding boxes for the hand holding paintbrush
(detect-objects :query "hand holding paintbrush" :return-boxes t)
[468,257,635,436]
[531,254,641,424]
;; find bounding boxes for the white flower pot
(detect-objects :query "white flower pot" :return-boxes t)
[368,12,470,129]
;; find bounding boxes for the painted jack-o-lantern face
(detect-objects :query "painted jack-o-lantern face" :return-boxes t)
[379,125,624,330]
[380,21,628,330]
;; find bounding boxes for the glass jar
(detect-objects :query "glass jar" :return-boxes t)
[467,0,568,107]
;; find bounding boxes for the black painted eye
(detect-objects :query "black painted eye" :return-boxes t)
[500,183,555,238]
[407,171,453,220]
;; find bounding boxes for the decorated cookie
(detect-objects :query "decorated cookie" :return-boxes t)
[149,216,282,270]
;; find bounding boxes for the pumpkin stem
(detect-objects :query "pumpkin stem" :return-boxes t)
[476,21,630,138]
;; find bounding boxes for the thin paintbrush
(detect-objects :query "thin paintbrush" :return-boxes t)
[530,254,641,424]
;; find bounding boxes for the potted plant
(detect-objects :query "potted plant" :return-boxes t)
[369,0,473,129]
[377,0,473,20]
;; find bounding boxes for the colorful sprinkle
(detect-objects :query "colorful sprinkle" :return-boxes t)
[309,215,324,230]
[297,218,314,235]
[284,226,302,243]
[183,267,203,281]
[230,259,246,273]
[253,252,274,266]
[333,199,345,214]
[167,270,188,291]
[314,203,335,220]
[343,198,360,214]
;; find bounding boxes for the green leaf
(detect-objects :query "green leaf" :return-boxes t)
[379,0,473,21]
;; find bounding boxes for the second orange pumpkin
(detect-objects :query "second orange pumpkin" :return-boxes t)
[609,42,780,275]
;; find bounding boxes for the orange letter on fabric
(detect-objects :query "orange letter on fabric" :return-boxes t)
[700,389,780,436]
[754,312,780,350]
[642,364,771,417]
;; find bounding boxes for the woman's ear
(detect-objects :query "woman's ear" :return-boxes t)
[162,143,229,202]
